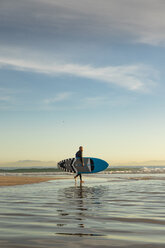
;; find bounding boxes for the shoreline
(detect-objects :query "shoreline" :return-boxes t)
[0,175,71,186]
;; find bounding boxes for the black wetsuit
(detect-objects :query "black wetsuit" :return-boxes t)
[75,150,83,162]
[75,150,83,179]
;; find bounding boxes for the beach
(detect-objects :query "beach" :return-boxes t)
[0,175,70,186]
[0,170,165,247]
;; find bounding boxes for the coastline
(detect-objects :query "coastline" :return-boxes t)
[0,175,70,186]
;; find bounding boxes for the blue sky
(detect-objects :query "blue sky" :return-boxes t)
[0,0,165,164]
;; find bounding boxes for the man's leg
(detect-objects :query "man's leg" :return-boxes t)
[74,173,79,179]
[79,174,84,184]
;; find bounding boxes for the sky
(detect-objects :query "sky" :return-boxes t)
[0,0,165,165]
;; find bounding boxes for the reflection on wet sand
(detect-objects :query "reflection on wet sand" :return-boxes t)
[56,184,106,237]
[1,174,165,247]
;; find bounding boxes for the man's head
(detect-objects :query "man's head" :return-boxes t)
[79,146,83,151]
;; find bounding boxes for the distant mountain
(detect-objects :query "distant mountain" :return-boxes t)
[0,160,57,167]
[17,160,42,163]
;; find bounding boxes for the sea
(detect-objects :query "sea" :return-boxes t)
[0,166,165,247]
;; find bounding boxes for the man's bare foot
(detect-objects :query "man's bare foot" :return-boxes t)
[80,180,84,183]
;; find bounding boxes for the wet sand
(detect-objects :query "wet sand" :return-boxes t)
[0,174,165,247]
[0,175,70,186]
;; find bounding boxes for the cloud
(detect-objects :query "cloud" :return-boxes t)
[0,87,22,110]
[83,96,109,107]
[1,0,165,46]
[0,96,11,101]
[44,92,73,104]
[0,57,157,92]
[79,94,138,109]
[0,89,12,103]
[0,95,13,110]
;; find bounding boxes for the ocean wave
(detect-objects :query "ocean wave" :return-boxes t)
[104,167,165,174]
[0,166,165,175]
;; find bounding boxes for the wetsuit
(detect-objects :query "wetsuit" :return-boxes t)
[75,150,83,180]
[75,150,83,162]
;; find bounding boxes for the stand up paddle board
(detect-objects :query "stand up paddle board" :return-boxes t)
[58,157,109,174]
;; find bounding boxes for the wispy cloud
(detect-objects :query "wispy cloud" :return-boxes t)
[44,92,73,104]
[0,95,13,110]
[0,57,157,92]
[0,88,13,103]
[0,96,11,101]
[0,87,22,110]
[79,94,137,110]
[1,0,165,46]
[83,96,109,107]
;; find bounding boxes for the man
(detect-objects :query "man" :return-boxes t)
[74,146,84,183]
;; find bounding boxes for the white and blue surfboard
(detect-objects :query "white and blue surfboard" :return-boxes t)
[58,157,109,174]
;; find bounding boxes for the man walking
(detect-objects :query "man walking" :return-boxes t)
[74,146,84,183]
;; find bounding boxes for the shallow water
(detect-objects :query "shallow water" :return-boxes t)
[0,174,165,247]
